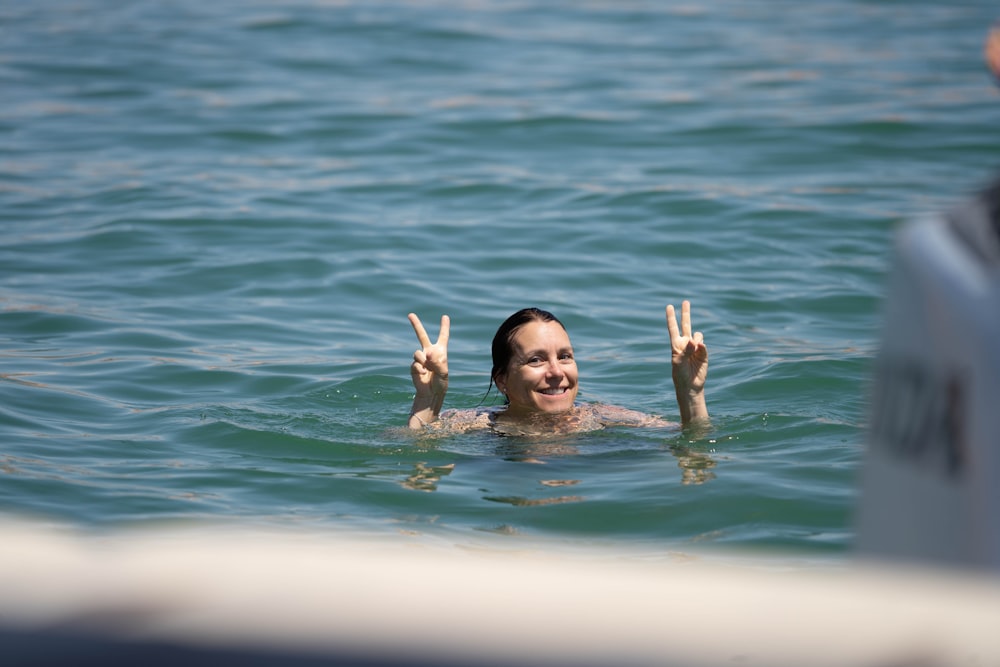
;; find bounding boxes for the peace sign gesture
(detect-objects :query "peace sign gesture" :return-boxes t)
[407,313,450,428]
[666,300,709,424]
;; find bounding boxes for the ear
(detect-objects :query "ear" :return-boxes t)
[494,373,506,395]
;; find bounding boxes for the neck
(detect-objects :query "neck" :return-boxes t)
[499,405,575,423]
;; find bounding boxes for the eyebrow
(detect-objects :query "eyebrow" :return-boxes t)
[519,346,574,358]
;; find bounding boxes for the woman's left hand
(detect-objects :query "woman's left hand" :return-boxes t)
[666,300,709,423]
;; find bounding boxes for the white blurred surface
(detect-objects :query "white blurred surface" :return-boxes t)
[3,521,999,667]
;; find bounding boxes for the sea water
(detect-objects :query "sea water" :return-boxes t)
[2,0,998,557]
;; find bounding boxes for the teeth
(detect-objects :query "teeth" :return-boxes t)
[541,388,566,395]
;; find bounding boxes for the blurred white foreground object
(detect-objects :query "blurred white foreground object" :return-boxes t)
[859,178,1000,569]
[2,521,1000,667]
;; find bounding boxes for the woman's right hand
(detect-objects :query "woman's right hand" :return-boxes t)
[408,312,450,399]
[407,313,450,429]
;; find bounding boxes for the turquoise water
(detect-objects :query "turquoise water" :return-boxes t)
[2,0,998,556]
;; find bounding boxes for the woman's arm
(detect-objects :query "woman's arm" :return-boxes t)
[666,301,709,425]
[407,313,450,430]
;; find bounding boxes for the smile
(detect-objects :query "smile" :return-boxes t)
[539,388,568,395]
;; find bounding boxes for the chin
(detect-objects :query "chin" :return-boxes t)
[534,393,577,414]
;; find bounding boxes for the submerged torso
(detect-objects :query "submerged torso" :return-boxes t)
[423,403,673,437]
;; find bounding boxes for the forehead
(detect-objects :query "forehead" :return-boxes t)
[510,320,572,351]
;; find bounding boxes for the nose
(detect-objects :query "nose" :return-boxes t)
[545,358,564,378]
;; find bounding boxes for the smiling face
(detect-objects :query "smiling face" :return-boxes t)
[495,320,579,415]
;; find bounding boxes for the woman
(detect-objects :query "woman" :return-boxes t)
[406,301,708,435]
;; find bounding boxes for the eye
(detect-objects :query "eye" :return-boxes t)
[525,356,545,367]
[559,351,574,362]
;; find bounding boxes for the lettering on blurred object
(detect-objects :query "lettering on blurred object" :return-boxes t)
[869,358,966,478]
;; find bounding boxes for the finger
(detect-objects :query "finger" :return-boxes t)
[665,304,680,342]
[437,314,450,346]
[681,300,692,337]
[692,331,704,346]
[408,312,431,348]
[413,349,427,365]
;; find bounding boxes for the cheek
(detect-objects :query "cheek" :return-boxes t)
[505,367,537,395]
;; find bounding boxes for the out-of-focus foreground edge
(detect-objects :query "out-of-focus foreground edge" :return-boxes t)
[2,520,999,667]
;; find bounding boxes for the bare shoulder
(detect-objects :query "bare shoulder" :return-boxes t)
[421,407,495,436]
[589,404,675,428]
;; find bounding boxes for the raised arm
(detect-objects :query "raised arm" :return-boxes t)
[407,313,450,430]
[666,300,709,425]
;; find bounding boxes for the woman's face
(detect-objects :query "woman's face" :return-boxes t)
[496,320,579,415]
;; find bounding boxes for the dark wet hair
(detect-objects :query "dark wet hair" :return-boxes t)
[489,308,566,400]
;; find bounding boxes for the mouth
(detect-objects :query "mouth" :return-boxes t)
[539,387,569,396]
